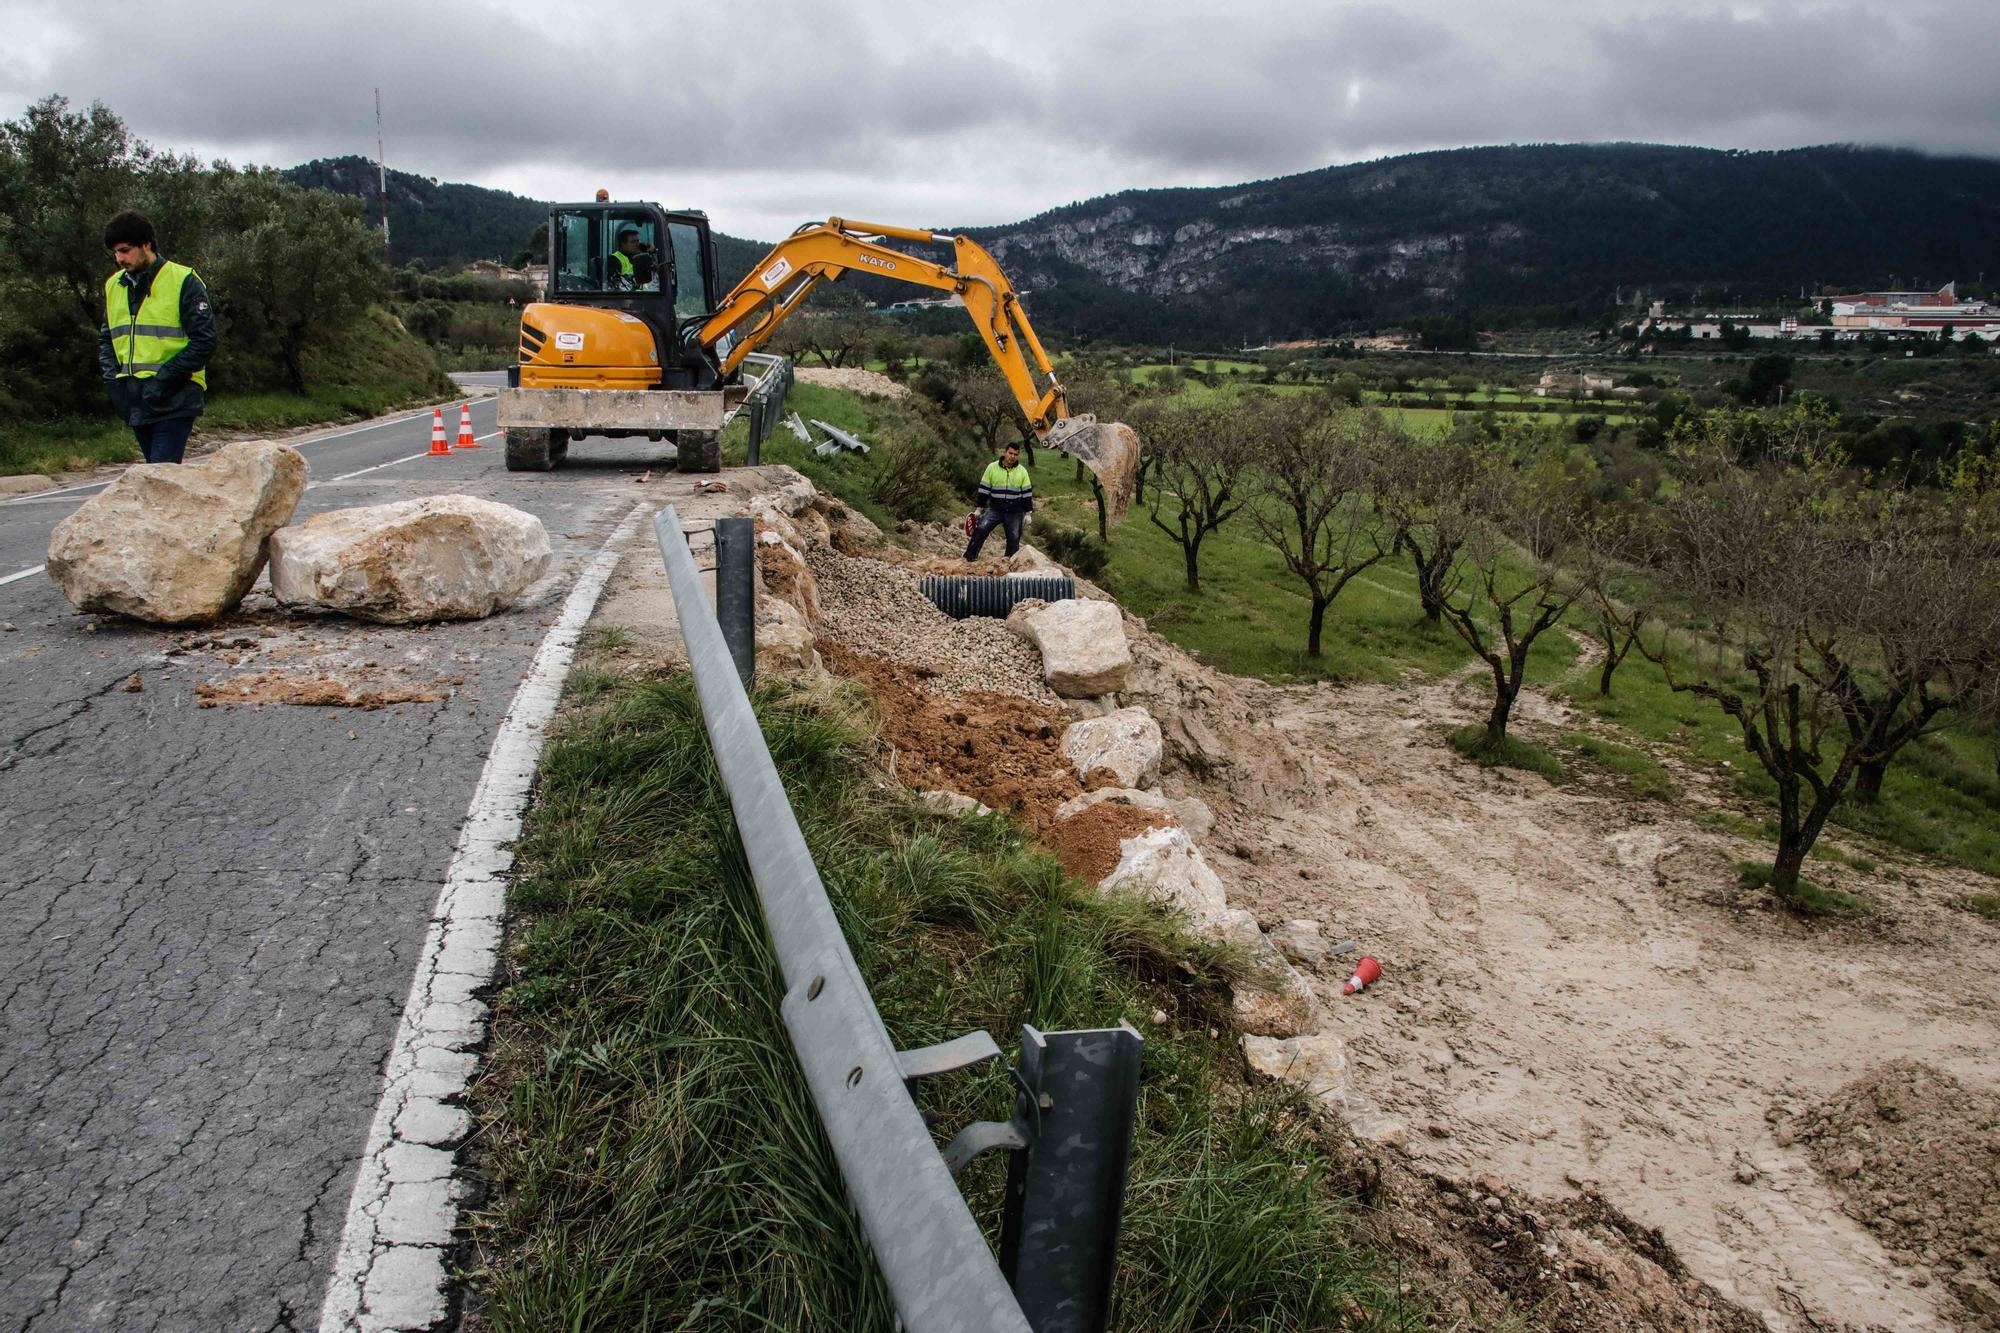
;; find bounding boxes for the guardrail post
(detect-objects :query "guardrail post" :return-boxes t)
[714,516,755,688]
[1000,1025,1144,1333]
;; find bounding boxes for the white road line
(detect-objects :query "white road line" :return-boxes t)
[312,431,504,487]
[316,499,651,1333]
[0,563,43,588]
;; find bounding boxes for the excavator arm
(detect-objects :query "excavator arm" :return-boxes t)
[693,218,1099,456]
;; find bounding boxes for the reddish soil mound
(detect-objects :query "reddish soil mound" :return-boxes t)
[1042,803,1173,884]
[823,641,1080,824]
[196,670,448,710]
[1792,1059,2000,1326]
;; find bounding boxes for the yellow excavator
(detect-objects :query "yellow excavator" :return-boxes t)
[498,199,1101,473]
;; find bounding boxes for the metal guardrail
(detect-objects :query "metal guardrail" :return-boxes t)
[655,507,1141,1333]
[738,352,795,465]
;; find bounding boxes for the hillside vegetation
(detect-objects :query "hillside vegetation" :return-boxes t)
[958,143,2000,343]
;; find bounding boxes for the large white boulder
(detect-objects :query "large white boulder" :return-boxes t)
[1099,824,1232,927]
[1062,708,1162,788]
[269,495,551,624]
[1013,598,1131,696]
[47,440,307,624]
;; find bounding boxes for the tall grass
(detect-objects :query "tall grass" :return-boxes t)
[467,673,1421,1331]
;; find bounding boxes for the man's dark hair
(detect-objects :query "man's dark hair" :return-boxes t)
[102,210,156,250]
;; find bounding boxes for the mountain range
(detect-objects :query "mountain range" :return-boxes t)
[292,144,2000,344]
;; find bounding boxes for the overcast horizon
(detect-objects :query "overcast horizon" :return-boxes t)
[4,0,1997,241]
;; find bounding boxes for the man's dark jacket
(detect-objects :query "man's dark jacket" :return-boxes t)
[97,257,217,427]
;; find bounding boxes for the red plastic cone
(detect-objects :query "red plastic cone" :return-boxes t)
[454,402,480,449]
[427,407,451,456]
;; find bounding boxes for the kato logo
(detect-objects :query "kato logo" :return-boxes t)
[857,253,897,272]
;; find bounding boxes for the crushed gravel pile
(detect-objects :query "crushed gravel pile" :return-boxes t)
[1789,1059,2000,1326]
[793,366,908,398]
[807,546,1052,702]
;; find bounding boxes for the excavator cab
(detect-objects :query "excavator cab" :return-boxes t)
[517,201,725,394]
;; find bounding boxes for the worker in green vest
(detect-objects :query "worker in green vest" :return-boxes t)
[964,442,1033,560]
[609,227,655,290]
[97,210,216,464]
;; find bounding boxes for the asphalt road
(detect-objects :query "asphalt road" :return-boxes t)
[0,397,677,1331]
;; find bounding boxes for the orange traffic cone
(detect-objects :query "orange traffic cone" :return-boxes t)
[454,402,480,449]
[427,407,452,456]
[1343,956,1382,995]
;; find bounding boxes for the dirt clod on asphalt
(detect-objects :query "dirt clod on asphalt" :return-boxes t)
[195,669,448,710]
[1791,1059,2000,1327]
[822,642,1077,824]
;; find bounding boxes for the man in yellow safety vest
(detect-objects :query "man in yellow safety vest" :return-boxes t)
[97,210,216,464]
[964,442,1033,560]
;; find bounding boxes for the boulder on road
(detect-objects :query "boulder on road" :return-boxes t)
[47,439,307,625]
[1012,598,1131,696]
[269,495,551,624]
[1062,708,1162,789]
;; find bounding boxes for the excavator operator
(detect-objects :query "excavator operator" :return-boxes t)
[609,228,656,290]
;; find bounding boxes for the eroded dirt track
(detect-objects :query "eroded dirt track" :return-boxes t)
[1164,665,2000,1332]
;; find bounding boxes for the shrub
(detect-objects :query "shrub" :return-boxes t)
[1036,520,1110,579]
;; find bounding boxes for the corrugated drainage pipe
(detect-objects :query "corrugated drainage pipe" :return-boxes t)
[919,574,1076,620]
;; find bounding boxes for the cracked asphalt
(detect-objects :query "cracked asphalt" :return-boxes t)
[0,393,673,1331]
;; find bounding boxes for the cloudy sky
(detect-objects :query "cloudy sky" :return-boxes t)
[3,0,1996,241]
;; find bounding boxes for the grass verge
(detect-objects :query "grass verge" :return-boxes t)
[1448,724,1567,784]
[1735,861,1875,918]
[466,671,1423,1332]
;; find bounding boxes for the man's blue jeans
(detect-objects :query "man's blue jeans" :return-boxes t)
[133,418,194,464]
[964,508,1023,560]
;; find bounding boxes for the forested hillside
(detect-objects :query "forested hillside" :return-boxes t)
[287,156,772,279]
[962,143,2000,344]
[293,144,2000,346]
[285,157,546,268]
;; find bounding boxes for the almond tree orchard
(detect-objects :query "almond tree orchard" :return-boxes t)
[1641,404,2000,902]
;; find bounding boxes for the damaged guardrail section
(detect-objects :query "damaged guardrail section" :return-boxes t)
[655,507,1142,1333]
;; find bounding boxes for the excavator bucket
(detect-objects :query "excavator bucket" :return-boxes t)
[1044,413,1103,464]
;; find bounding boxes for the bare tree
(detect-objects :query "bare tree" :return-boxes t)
[1638,403,1999,899]
[1435,443,1595,751]
[1249,401,1398,657]
[772,310,866,368]
[1377,420,1489,623]
[1137,401,1254,593]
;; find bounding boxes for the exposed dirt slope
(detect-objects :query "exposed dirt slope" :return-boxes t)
[1120,637,2000,1333]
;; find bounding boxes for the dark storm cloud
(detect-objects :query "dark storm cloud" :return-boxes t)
[2,0,1996,235]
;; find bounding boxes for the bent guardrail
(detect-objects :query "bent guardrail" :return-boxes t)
[656,507,1140,1333]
